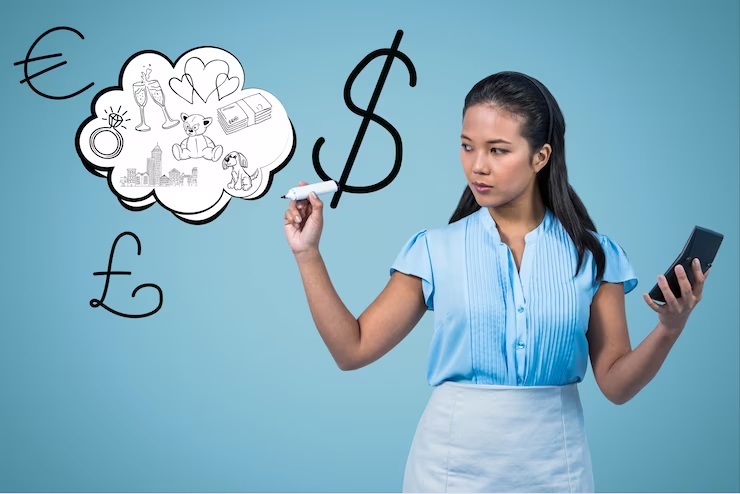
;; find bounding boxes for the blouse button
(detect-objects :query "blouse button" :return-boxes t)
[517,306,524,313]
[516,341,525,349]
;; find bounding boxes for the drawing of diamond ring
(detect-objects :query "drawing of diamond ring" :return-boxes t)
[90,113,124,159]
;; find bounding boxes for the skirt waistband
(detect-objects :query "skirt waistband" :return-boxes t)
[437,380,577,391]
[433,380,581,406]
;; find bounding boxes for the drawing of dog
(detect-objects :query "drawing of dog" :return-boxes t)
[222,151,260,191]
[172,113,223,162]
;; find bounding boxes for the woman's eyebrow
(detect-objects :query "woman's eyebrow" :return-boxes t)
[460,134,512,145]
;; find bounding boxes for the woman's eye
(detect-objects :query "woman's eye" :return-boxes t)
[461,144,472,151]
[491,148,507,154]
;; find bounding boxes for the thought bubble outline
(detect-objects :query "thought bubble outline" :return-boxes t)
[75,46,296,225]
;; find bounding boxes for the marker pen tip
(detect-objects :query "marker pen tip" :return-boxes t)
[280,195,286,198]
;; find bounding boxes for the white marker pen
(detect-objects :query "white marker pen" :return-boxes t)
[281,180,338,200]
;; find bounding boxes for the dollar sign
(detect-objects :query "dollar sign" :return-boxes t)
[313,30,417,208]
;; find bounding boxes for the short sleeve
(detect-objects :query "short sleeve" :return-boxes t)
[599,234,638,294]
[390,229,434,310]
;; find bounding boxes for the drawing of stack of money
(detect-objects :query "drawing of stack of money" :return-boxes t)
[217,93,272,134]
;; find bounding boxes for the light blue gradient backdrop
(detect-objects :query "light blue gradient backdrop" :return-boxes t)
[1,0,738,491]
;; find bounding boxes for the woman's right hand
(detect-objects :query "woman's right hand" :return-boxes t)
[284,181,324,257]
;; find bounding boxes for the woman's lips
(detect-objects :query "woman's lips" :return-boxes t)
[473,183,492,193]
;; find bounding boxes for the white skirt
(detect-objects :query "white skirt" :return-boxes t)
[403,381,594,493]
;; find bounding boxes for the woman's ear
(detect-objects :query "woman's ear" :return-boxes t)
[532,143,552,173]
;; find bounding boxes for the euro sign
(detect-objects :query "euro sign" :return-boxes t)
[313,30,417,208]
[13,26,94,100]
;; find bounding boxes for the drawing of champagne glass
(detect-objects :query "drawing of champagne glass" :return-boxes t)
[133,81,150,131]
[147,80,179,129]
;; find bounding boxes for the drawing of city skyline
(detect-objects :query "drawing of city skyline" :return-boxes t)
[120,144,198,187]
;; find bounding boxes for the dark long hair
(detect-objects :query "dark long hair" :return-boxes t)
[449,72,605,281]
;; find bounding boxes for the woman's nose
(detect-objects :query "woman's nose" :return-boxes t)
[471,153,489,174]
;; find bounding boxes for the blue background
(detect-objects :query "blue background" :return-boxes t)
[1,0,738,491]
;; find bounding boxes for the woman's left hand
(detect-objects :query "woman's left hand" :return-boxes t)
[643,258,710,333]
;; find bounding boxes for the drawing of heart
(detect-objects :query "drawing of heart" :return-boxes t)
[179,57,235,103]
[215,73,240,100]
[169,73,195,104]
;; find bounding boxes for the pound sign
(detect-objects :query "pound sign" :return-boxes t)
[90,231,163,318]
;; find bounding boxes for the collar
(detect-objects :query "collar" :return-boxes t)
[477,206,554,244]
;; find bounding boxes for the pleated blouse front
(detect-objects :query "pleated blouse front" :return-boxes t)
[390,207,638,387]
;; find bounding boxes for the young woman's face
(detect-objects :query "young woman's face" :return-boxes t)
[460,104,543,210]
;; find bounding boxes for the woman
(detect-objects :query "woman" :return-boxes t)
[283,72,709,492]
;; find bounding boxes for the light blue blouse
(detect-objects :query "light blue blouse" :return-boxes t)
[390,207,638,387]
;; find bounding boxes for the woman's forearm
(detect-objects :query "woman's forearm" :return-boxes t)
[602,323,682,404]
[294,248,361,370]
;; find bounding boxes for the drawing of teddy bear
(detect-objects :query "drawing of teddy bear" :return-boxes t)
[172,113,223,162]
[222,151,261,192]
